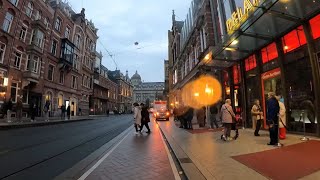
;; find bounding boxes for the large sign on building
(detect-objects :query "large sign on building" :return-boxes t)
[226,0,264,34]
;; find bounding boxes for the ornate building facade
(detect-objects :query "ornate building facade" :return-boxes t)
[131,71,164,105]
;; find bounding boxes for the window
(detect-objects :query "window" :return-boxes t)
[2,12,14,33]
[71,76,77,89]
[244,55,257,71]
[22,89,29,104]
[19,24,28,42]
[13,51,22,69]
[44,17,49,28]
[59,71,64,84]
[54,17,61,31]
[61,41,74,63]
[0,42,6,63]
[26,55,39,73]
[65,27,70,39]
[282,26,307,53]
[35,10,41,20]
[58,94,63,107]
[25,2,33,17]
[48,64,54,81]
[51,40,58,55]
[10,82,18,103]
[9,0,18,6]
[31,29,44,48]
[74,34,81,48]
[310,14,320,39]
[261,42,278,64]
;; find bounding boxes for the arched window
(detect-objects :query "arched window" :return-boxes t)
[58,93,64,108]
[74,34,81,48]
[25,2,33,17]
[2,10,14,33]
[0,36,7,63]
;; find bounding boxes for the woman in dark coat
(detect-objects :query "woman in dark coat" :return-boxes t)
[140,103,151,133]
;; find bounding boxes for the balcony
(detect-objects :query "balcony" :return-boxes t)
[23,70,40,83]
[31,20,46,31]
[27,43,43,54]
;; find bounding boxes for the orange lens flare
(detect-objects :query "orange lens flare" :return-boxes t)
[181,75,222,109]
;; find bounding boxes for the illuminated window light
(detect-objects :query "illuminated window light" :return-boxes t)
[231,40,238,45]
[284,46,289,50]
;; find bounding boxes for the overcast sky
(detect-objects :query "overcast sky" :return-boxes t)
[68,0,189,82]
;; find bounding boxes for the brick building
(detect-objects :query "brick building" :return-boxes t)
[108,70,133,114]
[91,51,118,115]
[0,0,98,118]
[168,0,225,108]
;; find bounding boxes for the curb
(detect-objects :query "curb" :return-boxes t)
[156,120,207,180]
[0,118,95,130]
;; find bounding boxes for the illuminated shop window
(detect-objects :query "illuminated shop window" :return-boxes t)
[282,26,306,53]
[233,64,241,84]
[261,42,278,64]
[244,55,256,71]
[310,14,320,39]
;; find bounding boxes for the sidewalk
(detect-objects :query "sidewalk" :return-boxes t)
[76,120,179,180]
[158,118,320,180]
[0,114,114,129]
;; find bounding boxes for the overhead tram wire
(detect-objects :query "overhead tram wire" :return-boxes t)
[98,39,119,70]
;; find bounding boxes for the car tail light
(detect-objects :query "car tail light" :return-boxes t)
[166,112,170,116]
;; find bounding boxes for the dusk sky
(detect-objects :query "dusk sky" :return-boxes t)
[68,0,190,82]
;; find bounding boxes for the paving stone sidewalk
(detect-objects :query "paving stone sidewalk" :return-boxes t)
[83,120,176,180]
[158,118,320,180]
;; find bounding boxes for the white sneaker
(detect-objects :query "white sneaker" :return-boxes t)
[135,132,139,135]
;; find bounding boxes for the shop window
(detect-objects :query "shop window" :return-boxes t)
[10,82,18,103]
[233,64,241,84]
[310,14,320,39]
[244,55,257,71]
[282,26,307,53]
[261,42,278,64]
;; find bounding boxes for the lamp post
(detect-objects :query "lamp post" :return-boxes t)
[205,84,213,128]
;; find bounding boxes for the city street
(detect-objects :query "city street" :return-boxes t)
[0,115,132,180]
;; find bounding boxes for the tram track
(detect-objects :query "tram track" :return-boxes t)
[0,116,132,180]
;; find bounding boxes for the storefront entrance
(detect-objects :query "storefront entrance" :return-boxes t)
[261,68,282,128]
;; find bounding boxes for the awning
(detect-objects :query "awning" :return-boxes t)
[212,0,320,63]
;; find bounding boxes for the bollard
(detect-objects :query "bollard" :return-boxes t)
[301,110,309,141]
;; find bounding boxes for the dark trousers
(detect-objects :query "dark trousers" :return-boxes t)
[210,114,219,128]
[224,123,232,137]
[179,117,184,128]
[186,119,192,129]
[268,121,279,144]
[134,123,140,132]
[255,119,262,135]
[140,122,150,132]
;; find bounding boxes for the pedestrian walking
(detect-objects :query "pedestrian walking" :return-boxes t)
[140,103,151,133]
[196,107,206,127]
[106,109,110,116]
[209,104,219,129]
[61,104,66,120]
[16,97,23,122]
[277,96,286,139]
[251,99,263,136]
[266,92,280,145]
[67,105,71,120]
[133,102,142,134]
[220,99,236,141]
[44,100,50,121]
[78,107,82,116]
[6,98,13,123]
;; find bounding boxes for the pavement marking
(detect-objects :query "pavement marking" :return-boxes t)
[158,124,181,180]
[77,131,130,180]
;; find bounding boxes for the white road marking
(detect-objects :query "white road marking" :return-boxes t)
[77,132,130,180]
[158,124,181,180]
